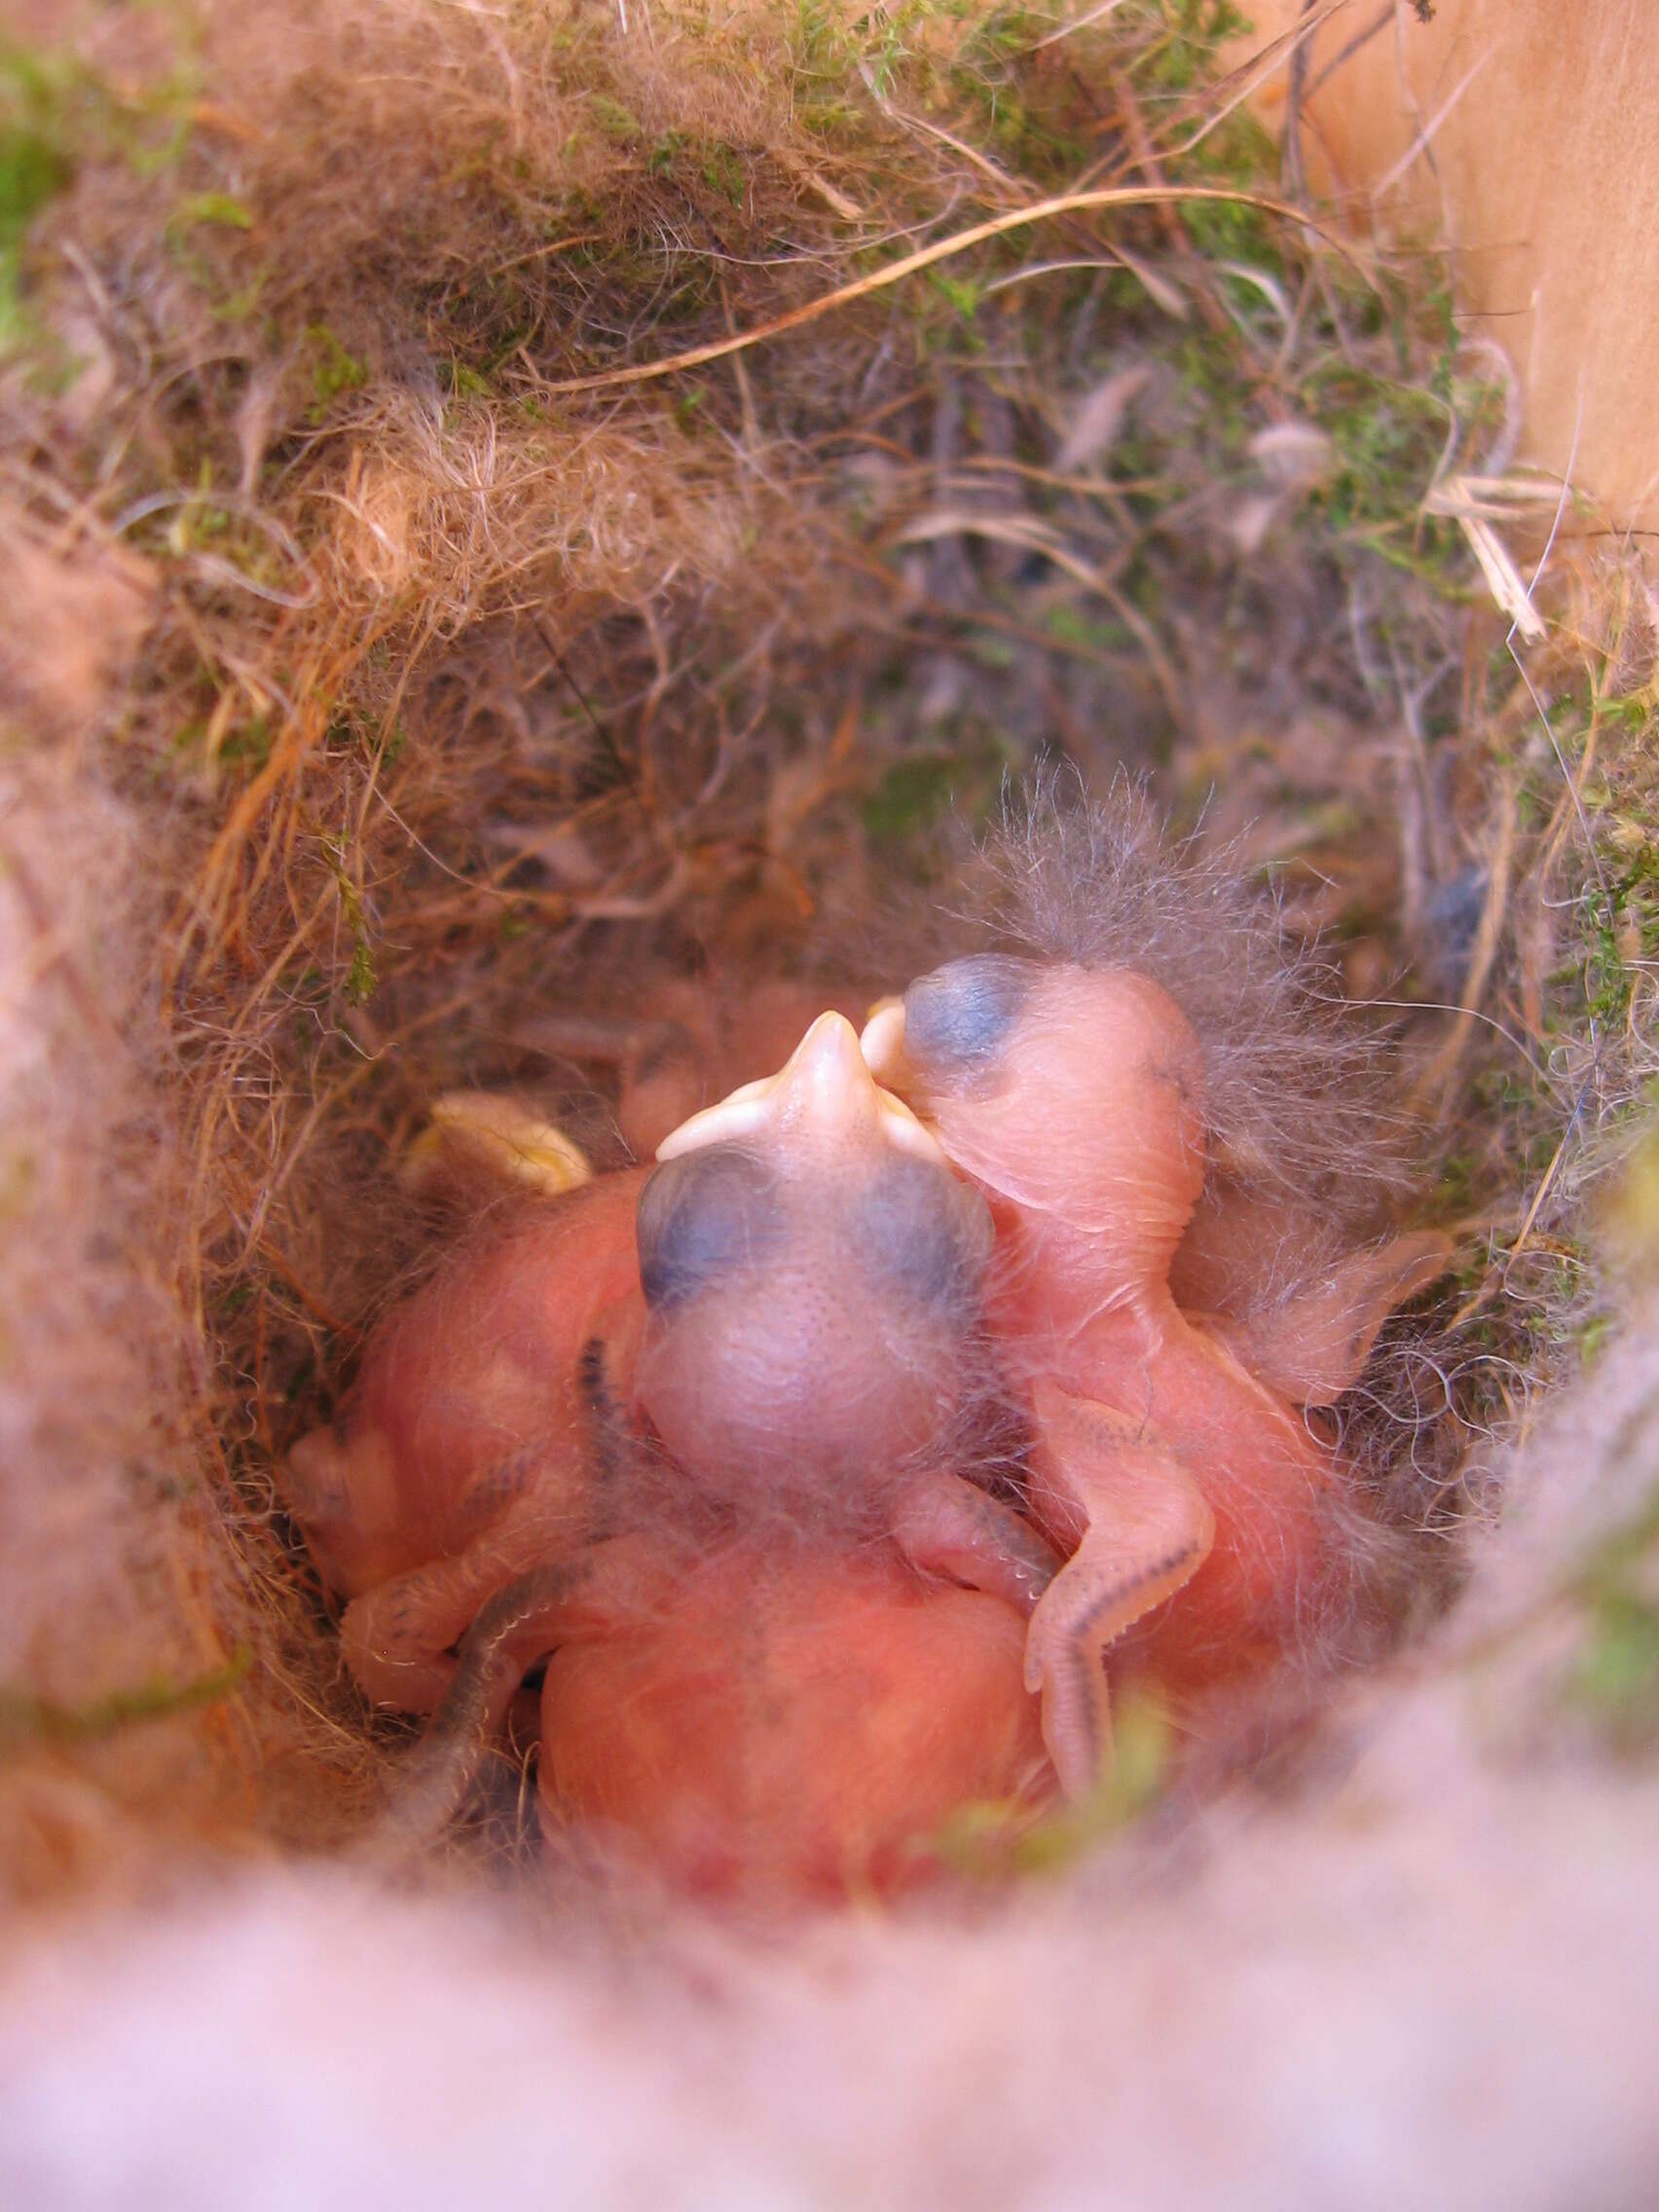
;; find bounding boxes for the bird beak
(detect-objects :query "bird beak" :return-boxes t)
[858,997,907,1089]
[656,1010,944,1164]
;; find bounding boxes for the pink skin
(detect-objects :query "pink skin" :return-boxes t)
[538,1539,1051,1900]
[863,957,1446,1799]
[282,1000,965,1717]
[630,1014,994,1519]
[282,1170,649,1710]
[285,990,862,1703]
[292,965,1435,1862]
[618,1014,1059,1619]
[293,1013,1062,1888]
[364,1529,1055,1898]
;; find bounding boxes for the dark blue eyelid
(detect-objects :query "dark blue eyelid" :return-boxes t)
[902,955,1035,1072]
[636,1146,781,1309]
[856,1156,994,1311]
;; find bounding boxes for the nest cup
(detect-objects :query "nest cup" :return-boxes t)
[0,0,1652,1917]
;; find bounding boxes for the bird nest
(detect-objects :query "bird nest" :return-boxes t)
[1,0,1654,1919]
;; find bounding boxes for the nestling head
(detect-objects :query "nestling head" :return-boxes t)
[631,1013,995,1504]
[862,956,1207,1285]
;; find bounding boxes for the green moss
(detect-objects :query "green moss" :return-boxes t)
[1571,1592,1659,1744]
[306,322,369,420]
[588,93,643,145]
[927,267,982,325]
[700,143,746,207]
[862,753,969,844]
[439,356,494,402]
[1561,841,1659,1034]
[1563,1484,1659,1748]
[1044,605,1133,653]
[0,1645,253,1751]
[0,48,75,350]
[1303,362,1450,531]
[948,21,1089,176]
[1131,0,1257,95]
[219,713,273,770]
[924,1692,1172,1881]
[346,939,379,1006]
[166,187,253,238]
[1,39,206,348]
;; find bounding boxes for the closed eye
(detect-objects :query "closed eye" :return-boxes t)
[636,1144,783,1309]
[902,955,1037,1079]
[854,1154,993,1312]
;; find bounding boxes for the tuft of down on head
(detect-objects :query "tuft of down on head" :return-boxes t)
[899,775,1425,1312]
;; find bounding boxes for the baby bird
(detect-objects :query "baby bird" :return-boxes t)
[531,1012,1060,1890]
[864,956,1445,1799]
[538,1538,1050,1899]
[302,1012,1059,1889]
[291,928,1442,1879]
[283,1168,649,1711]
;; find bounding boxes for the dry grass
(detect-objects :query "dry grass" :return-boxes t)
[0,0,1654,1903]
